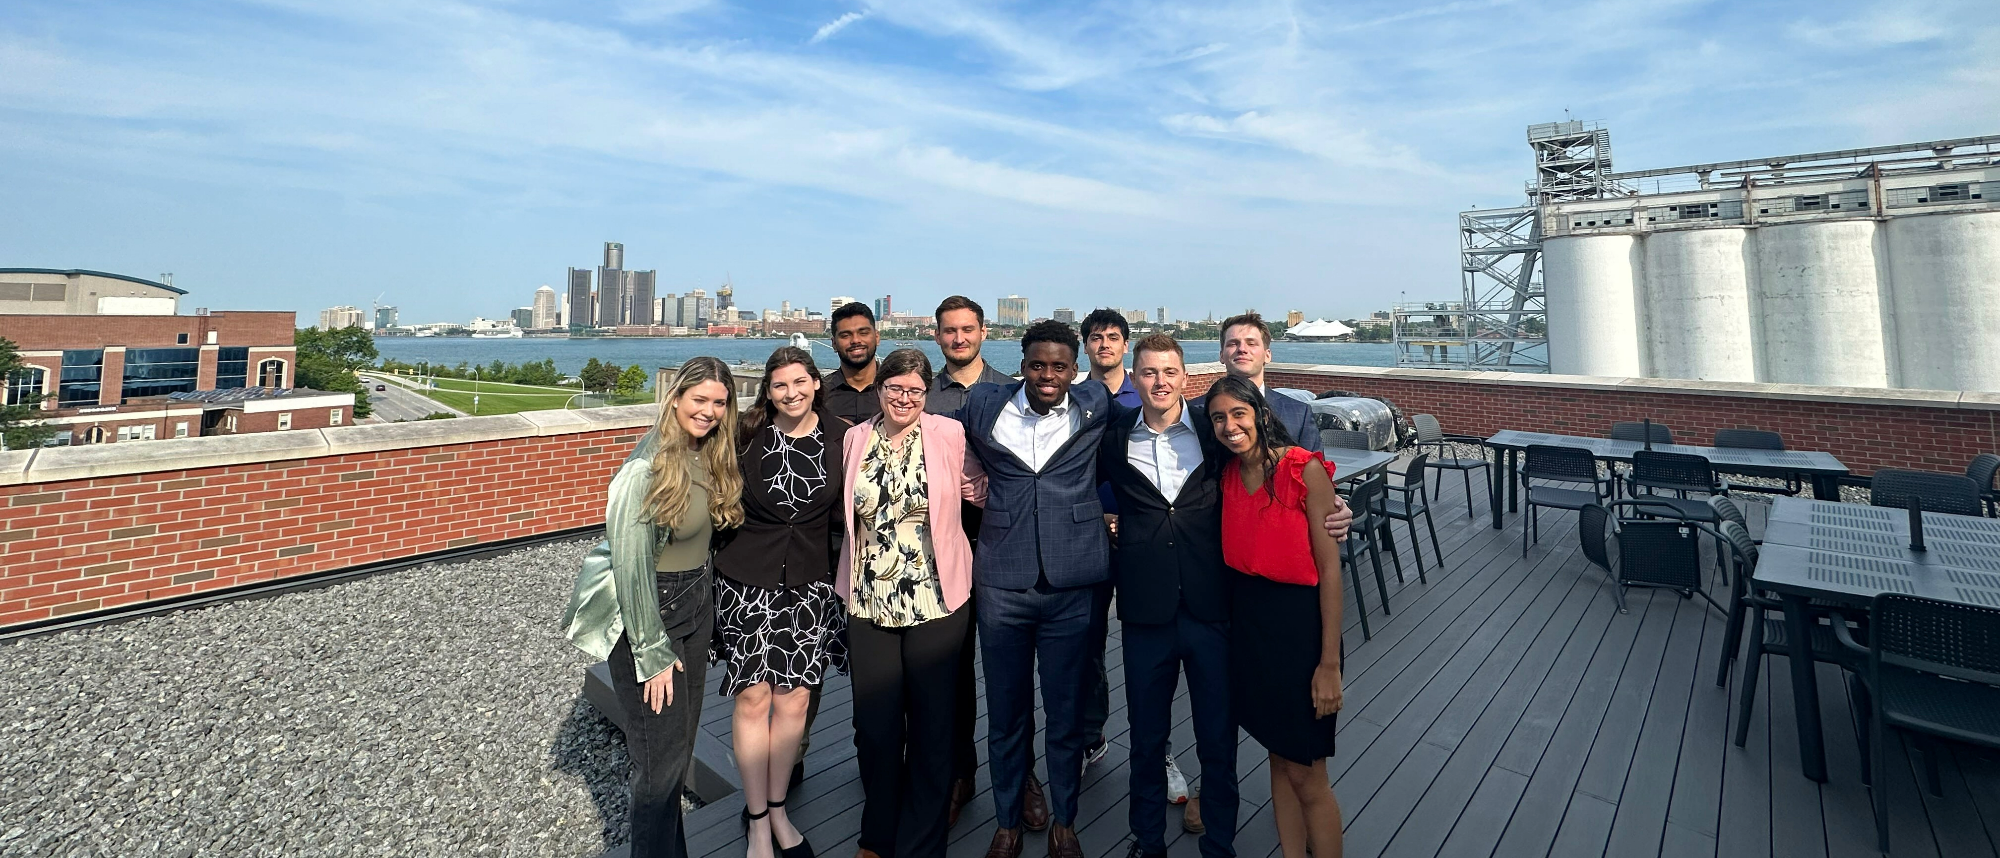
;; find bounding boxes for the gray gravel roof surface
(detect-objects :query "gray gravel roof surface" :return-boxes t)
[0,538,631,858]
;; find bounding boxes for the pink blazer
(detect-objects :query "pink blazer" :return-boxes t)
[837,411,988,613]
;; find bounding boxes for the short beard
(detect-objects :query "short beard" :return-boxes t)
[840,348,877,371]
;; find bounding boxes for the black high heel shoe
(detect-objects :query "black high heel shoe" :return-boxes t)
[768,798,815,858]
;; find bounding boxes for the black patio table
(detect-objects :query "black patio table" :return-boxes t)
[1321,447,1396,484]
[1752,496,2000,781]
[1481,430,1851,530]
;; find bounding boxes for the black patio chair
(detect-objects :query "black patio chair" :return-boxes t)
[1713,427,1801,496]
[1707,494,1751,540]
[1966,453,2000,518]
[1319,428,1372,451]
[1376,451,1440,582]
[1520,445,1611,556]
[1834,595,2000,853]
[1609,510,1728,617]
[1410,414,1491,520]
[1609,421,1674,444]
[1338,472,1397,640]
[1713,520,1867,752]
[1869,468,1985,517]
[1623,451,1731,576]
[1578,502,1625,613]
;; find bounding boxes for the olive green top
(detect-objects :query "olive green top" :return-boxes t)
[653,456,713,573]
[560,430,716,683]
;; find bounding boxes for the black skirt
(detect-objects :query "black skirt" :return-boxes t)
[1230,571,1340,764]
[710,575,849,695]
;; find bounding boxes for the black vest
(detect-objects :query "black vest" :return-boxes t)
[1099,404,1231,625]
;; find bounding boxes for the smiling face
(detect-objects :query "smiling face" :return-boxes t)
[1132,347,1184,414]
[675,379,732,439]
[766,361,817,421]
[877,371,927,432]
[1207,390,1259,455]
[1220,322,1271,382]
[1084,324,1127,374]
[1021,341,1076,414]
[832,314,880,371]
[935,308,986,367]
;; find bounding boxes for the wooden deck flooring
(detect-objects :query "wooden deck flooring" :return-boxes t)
[658,467,2000,858]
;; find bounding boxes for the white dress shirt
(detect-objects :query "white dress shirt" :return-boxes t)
[1127,402,1204,502]
[993,386,1080,472]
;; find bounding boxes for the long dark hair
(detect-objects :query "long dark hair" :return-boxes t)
[739,346,825,447]
[1207,375,1294,498]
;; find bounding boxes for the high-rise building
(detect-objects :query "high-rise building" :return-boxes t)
[997,295,1029,327]
[375,305,399,330]
[511,307,533,329]
[873,295,893,321]
[680,289,712,330]
[1286,309,1305,327]
[780,300,792,316]
[1157,307,1170,325]
[1124,308,1149,324]
[604,242,624,270]
[629,270,657,326]
[830,296,857,316]
[717,282,734,314]
[597,243,624,327]
[319,306,365,329]
[532,286,558,329]
[566,268,593,330]
[1052,308,1075,324]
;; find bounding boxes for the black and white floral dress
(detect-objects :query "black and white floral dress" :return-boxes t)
[711,424,849,694]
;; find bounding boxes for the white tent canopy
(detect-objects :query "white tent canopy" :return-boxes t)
[1283,318,1355,339]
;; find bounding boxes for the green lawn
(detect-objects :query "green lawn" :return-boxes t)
[402,377,649,415]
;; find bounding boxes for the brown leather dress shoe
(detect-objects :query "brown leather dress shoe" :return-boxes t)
[1047,824,1084,858]
[984,828,1024,858]
[1182,796,1204,834]
[949,777,976,828]
[1020,774,1050,832]
[856,850,883,858]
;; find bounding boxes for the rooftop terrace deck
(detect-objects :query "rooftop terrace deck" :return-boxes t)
[664,470,1999,858]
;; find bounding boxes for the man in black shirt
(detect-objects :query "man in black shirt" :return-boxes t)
[821,302,881,423]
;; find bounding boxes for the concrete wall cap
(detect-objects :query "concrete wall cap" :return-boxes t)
[1955,391,2000,411]
[321,414,540,456]
[21,429,332,484]
[0,449,34,485]
[573,404,658,427]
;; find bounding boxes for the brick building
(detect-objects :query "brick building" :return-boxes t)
[1,277,353,445]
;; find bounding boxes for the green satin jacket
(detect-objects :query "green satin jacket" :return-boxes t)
[560,430,684,682]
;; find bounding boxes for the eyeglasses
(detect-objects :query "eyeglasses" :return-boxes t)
[881,385,927,403]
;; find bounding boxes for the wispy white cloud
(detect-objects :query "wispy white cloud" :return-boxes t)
[809,10,868,45]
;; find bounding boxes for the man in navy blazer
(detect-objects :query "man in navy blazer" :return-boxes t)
[954,320,1113,858]
[1203,313,1321,453]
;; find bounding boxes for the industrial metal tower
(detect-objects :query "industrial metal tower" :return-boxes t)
[1395,121,1620,372]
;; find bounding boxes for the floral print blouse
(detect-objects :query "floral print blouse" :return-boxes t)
[849,422,949,627]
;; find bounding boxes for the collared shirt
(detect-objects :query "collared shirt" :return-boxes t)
[1104,372,1142,410]
[1127,402,1203,502]
[821,365,881,425]
[993,385,1080,473]
[926,359,1014,416]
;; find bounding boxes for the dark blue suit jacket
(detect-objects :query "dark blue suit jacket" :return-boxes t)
[1201,384,1322,453]
[957,379,1114,590]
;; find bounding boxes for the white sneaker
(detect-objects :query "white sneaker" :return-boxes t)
[1165,754,1189,804]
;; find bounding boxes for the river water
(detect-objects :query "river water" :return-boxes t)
[374,337,1396,378]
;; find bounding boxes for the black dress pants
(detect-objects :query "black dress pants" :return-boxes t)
[608,567,715,858]
[1124,605,1237,858]
[850,605,972,858]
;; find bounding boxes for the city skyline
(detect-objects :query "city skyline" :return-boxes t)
[4,2,1995,326]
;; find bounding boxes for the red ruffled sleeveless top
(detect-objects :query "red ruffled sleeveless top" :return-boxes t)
[1221,447,1335,586]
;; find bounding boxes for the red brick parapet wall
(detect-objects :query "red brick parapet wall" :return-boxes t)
[1,406,657,630]
[1184,363,2000,477]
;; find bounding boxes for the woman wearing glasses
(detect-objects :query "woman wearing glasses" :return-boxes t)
[837,348,987,858]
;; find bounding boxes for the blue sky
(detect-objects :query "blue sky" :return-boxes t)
[1,0,1994,326]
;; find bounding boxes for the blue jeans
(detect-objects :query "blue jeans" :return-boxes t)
[976,580,1106,829]
[1124,606,1237,858]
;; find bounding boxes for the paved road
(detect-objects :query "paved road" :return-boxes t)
[359,373,465,422]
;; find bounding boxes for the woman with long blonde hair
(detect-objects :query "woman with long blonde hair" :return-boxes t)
[563,355,745,858]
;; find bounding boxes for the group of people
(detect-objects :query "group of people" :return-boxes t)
[563,298,1358,858]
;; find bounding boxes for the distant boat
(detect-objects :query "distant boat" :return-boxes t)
[471,328,524,339]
